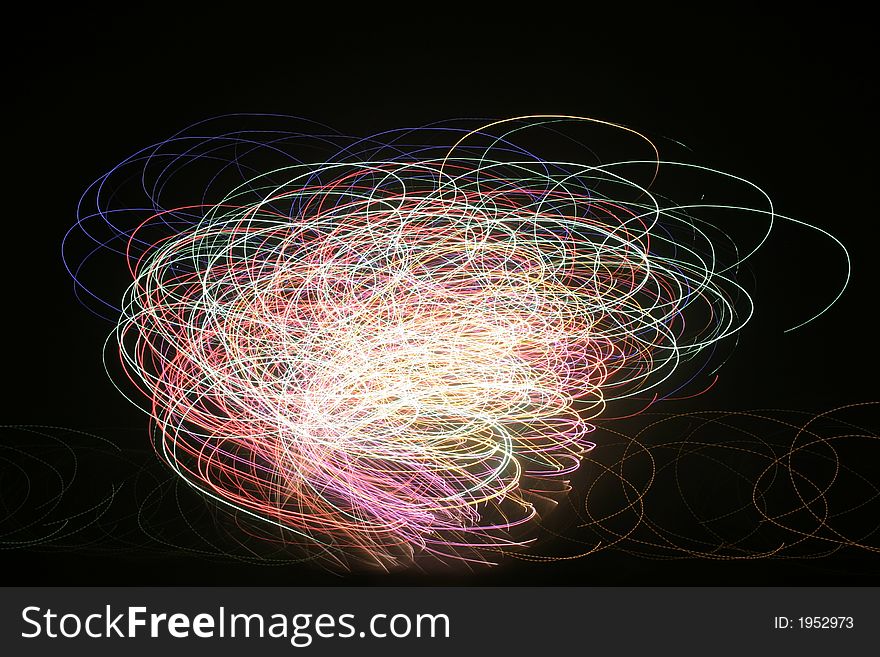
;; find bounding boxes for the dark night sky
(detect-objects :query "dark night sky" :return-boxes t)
[2,8,877,585]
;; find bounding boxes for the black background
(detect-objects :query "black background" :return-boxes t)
[2,7,877,585]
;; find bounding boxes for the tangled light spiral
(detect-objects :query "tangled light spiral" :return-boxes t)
[64,115,848,570]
